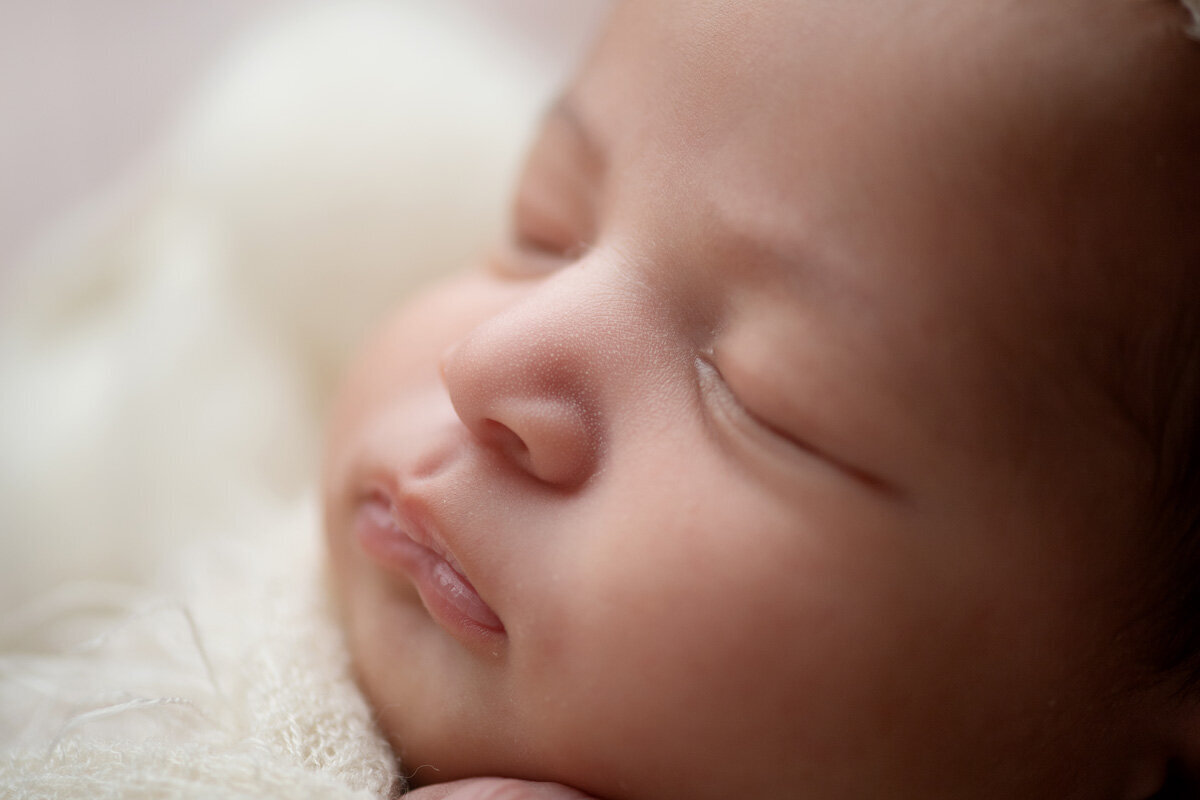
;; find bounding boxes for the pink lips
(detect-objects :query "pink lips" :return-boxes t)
[355,490,505,636]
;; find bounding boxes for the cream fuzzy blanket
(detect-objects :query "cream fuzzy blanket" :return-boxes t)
[0,506,400,799]
[0,2,600,796]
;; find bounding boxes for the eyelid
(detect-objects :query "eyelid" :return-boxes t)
[490,237,568,281]
[513,189,583,255]
[499,215,593,280]
[493,195,582,279]
[513,217,590,263]
[695,353,898,496]
[695,353,810,455]
[502,142,596,277]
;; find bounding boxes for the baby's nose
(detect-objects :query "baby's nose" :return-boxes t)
[439,304,604,489]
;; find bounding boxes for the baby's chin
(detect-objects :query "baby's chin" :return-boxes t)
[329,604,523,789]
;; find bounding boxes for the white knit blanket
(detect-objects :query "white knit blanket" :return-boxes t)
[0,509,400,800]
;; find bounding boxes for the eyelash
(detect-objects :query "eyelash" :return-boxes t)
[695,354,801,457]
[698,353,896,495]
[517,231,589,263]
[514,220,571,257]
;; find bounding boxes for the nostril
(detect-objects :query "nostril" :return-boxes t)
[479,418,534,474]
[470,401,597,488]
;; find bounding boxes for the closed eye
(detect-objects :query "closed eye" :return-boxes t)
[696,353,815,457]
[495,96,602,280]
[695,354,898,497]
[512,189,586,261]
[491,194,587,279]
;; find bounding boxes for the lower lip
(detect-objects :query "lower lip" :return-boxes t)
[354,495,506,640]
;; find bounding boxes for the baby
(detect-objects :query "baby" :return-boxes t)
[321,1,1200,798]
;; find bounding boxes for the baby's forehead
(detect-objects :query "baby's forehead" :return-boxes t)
[573,13,1200,330]
[599,0,1199,302]
[592,0,1200,152]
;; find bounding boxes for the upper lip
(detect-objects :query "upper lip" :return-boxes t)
[356,474,477,593]
[355,471,510,637]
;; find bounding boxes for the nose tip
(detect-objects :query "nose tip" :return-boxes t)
[441,340,599,489]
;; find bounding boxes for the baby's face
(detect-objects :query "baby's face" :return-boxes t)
[324,1,1198,798]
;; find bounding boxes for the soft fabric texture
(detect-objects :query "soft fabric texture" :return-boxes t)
[1,503,401,799]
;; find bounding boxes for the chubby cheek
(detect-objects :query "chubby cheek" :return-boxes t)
[503,464,932,799]
[497,465,1115,800]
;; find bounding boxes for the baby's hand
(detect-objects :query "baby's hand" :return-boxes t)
[403,778,598,800]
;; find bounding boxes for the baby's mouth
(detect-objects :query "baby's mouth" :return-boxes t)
[355,491,505,635]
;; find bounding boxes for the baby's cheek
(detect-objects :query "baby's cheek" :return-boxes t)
[503,540,766,783]
[510,483,943,792]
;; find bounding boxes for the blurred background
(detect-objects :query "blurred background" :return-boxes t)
[0,1,610,607]
[0,0,609,271]
[2,0,284,271]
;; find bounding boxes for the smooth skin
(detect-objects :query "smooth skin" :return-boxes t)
[324,1,1200,798]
